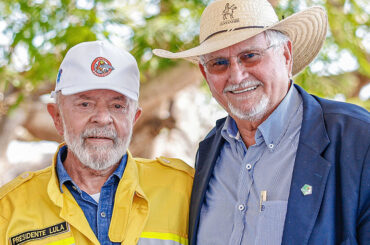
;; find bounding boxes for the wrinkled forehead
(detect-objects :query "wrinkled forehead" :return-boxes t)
[60,89,130,103]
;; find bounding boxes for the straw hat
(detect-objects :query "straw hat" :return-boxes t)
[153,0,328,75]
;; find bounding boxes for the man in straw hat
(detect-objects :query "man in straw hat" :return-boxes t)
[0,41,193,245]
[153,0,369,244]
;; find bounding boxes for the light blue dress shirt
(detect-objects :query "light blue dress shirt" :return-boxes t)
[197,84,303,245]
[56,145,127,245]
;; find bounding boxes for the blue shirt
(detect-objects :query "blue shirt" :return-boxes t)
[197,84,303,245]
[56,145,127,245]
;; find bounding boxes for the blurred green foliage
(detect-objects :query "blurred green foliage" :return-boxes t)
[0,0,206,113]
[0,0,369,116]
[275,0,369,109]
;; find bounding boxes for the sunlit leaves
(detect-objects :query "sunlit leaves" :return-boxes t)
[0,0,368,114]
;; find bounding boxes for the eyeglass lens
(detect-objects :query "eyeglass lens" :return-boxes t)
[205,46,272,74]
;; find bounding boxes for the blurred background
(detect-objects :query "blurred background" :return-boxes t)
[0,0,369,186]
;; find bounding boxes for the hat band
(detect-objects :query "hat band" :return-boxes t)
[201,25,266,43]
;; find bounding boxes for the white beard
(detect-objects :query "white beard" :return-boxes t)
[63,122,132,171]
[228,93,269,122]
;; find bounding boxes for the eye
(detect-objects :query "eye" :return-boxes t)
[110,103,127,112]
[212,58,229,67]
[239,51,261,62]
[75,101,93,111]
[206,58,229,73]
[81,102,89,107]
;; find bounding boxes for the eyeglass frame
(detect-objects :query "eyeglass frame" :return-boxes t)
[201,44,278,75]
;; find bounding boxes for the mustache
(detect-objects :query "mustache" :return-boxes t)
[82,127,117,140]
[223,80,262,93]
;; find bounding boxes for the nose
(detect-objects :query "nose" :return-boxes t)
[228,57,249,84]
[91,106,113,125]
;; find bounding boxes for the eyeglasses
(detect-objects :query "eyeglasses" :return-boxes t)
[202,45,276,74]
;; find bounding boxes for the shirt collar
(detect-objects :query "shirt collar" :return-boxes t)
[221,116,241,143]
[257,82,302,150]
[221,82,302,150]
[56,145,127,193]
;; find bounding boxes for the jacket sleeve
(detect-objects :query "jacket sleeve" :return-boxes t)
[0,213,8,244]
[358,145,370,244]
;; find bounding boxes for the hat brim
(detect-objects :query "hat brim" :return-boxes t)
[55,84,138,101]
[153,6,327,75]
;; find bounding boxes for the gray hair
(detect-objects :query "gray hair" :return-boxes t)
[264,29,290,52]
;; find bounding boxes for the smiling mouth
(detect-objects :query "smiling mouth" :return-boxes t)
[230,85,259,94]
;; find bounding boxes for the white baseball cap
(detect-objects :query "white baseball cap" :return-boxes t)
[51,41,140,101]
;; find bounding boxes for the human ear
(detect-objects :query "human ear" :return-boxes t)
[47,103,64,136]
[199,63,211,86]
[132,107,142,125]
[283,40,293,77]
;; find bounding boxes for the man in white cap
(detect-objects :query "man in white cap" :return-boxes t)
[0,41,193,245]
[153,0,369,244]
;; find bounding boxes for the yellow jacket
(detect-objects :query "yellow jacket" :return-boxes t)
[0,147,194,245]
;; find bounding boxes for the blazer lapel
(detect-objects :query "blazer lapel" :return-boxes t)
[282,86,331,244]
[189,119,226,245]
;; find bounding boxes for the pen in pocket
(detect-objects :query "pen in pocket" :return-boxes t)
[260,190,267,212]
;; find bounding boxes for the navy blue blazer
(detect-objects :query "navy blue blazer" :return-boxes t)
[189,85,370,245]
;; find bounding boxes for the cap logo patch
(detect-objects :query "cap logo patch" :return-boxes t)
[221,3,239,26]
[91,57,114,77]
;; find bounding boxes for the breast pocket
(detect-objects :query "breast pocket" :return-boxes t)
[255,200,288,245]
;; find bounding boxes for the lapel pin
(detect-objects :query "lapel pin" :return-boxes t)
[301,184,312,196]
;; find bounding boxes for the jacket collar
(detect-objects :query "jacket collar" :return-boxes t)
[56,145,127,193]
[108,151,149,244]
[189,118,226,245]
[282,85,331,244]
[47,143,100,244]
[47,144,149,244]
